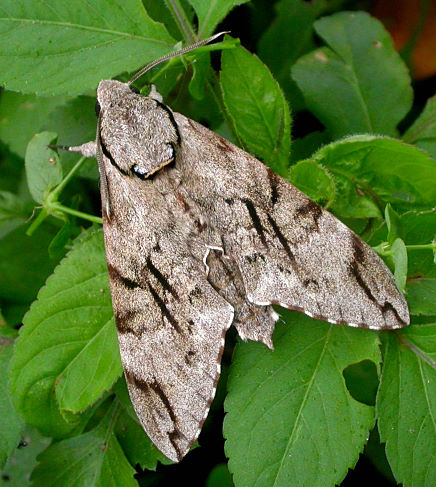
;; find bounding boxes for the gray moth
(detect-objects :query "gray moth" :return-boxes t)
[63,34,409,463]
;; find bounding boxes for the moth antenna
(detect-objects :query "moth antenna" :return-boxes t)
[128,31,229,86]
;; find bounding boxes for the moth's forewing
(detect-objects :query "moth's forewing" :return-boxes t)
[172,114,409,331]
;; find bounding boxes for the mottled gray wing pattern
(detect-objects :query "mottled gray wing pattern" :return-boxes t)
[99,145,233,462]
[175,114,409,330]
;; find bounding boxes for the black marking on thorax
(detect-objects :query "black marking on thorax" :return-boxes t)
[99,136,129,176]
[155,100,181,145]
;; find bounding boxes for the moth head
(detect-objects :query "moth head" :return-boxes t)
[96,80,179,179]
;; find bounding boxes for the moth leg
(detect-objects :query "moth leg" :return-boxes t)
[202,244,225,275]
[49,141,97,158]
[206,248,277,349]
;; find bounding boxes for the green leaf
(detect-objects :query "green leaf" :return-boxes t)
[291,11,412,138]
[188,52,211,100]
[0,190,31,239]
[377,326,436,487]
[0,0,175,96]
[258,0,328,110]
[224,311,380,487]
[391,238,408,294]
[385,204,403,244]
[9,228,121,438]
[0,224,61,303]
[25,132,62,204]
[0,344,24,469]
[115,402,168,470]
[0,321,18,339]
[407,278,436,316]
[396,211,436,316]
[206,463,234,487]
[42,96,99,180]
[221,44,291,177]
[31,403,137,487]
[188,0,249,38]
[289,159,335,206]
[402,211,436,276]
[311,135,436,211]
[143,0,185,40]
[403,95,436,160]
[0,91,67,158]
[48,221,71,259]
[0,426,50,487]
[290,130,330,164]
[0,150,25,195]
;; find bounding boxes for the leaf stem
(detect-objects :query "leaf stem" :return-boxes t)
[26,208,48,236]
[50,203,102,224]
[405,243,436,251]
[395,331,436,371]
[51,156,87,199]
[373,241,436,255]
[165,0,196,42]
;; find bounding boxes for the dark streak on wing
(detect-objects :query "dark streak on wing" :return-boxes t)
[303,277,318,287]
[185,350,195,365]
[351,233,366,264]
[266,214,296,265]
[147,257,179,300]
[296,199,323,229]
[216,136,234,153]
[267,169,280,206]
[125,370,186,461]
[107,263,140,290]
[149,381,187,461]
[187,320,194,334]
[175,191,190,212]
[115,309,141,334]
[243,199,268,247]
[155,100,181,145]
[99,135,129,176]
[147,282,182,333]
[349,261,407,326]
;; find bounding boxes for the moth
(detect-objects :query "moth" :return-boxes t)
[59,34,409,462]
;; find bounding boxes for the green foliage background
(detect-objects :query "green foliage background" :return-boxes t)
[0,1,435,486]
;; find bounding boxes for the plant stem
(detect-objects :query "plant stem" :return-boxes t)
[51,156,88,199]
[164,1,241,147]
[406,243,436,251]
[50,203,102,225]
[165,0,196,42]
[26,208,48,236]
[395,330,436,370]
